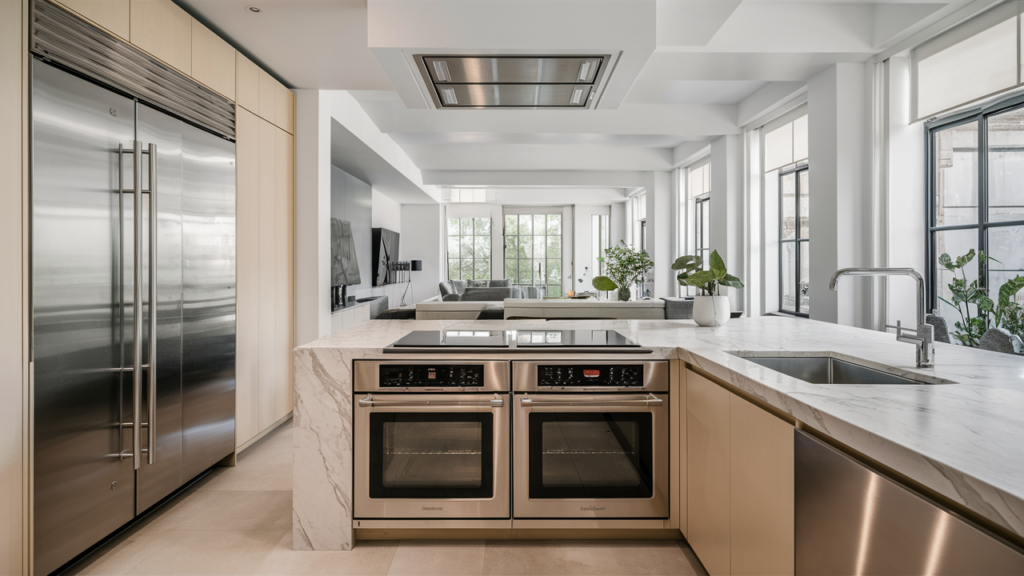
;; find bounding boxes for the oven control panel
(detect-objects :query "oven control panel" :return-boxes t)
[379,364,485,387]
[537,364,644,387]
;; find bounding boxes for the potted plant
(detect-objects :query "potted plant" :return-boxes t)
[939,249,1024,352]
[591,241,654,301]
[672,250,744,326]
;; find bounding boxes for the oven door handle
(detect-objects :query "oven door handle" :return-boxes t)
[358,394,504,408]
[518,394,663,407]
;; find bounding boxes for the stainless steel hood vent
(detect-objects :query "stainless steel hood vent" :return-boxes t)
[417,56,608,109]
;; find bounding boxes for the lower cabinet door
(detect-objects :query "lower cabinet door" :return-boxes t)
[686,371,731,576]
[730,395,794,576]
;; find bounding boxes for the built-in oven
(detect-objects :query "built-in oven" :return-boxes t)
[512,361,669,519]
[353,360,510,520]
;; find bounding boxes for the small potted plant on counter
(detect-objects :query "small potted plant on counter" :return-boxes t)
[672,250,744,326]
[591,241,653,301]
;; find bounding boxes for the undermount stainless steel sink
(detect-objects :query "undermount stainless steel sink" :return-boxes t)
[729,352,955,385]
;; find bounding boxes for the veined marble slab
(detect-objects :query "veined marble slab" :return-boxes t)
[293,316,1024,550]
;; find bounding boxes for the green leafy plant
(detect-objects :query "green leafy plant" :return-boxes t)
[591,241,654,298]
[938,249,1024,348]
[672,250,744,295]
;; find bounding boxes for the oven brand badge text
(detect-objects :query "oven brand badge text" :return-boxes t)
[580,506,606,512]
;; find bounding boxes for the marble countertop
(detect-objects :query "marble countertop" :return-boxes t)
[298,316,1024,538]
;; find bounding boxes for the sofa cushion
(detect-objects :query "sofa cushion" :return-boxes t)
[451,280,468,295]
[461,287,513,301]
[442,293,462,302]
[488,279,511,287]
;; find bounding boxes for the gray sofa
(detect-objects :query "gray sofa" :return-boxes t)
[439,280,522,302]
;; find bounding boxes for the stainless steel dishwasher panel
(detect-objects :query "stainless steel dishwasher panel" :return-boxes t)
[795,430,1024,575]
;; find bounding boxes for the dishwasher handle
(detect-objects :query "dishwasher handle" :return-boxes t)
[519,394,663,407]
[358,394,504,408]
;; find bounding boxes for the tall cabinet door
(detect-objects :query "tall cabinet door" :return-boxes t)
[235,107,260,447]
[31,61,137,576]
[180,124,236,480]
[257,119,278,429]
[135,104,185,511]
[274,127,294,421]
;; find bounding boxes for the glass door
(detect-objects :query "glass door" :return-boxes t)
[528,412,653,499]
[369,412,494,499]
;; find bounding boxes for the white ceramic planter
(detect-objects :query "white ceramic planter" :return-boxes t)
[692,295,730,327]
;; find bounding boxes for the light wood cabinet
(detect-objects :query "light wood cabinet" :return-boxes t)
[730,395,794,576]
[190,19,235,100]
[235,107,260,448]
[687,371,732,576]
[686,368,795,576]
[276,83,294,134]
[54,0,129,39]
[273,127,294,421]
[129,0,191,75]
[257,118,278,431]
[236,52,260,114]
[258,69,277,127]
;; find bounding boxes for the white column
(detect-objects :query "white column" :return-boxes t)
[885,56,927,330]
[294,90,332,344]
[807,63,872,327]
[644,171,673,297]
[710,135,745,309]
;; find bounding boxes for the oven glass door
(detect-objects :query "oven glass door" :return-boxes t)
[529,412,652,499]
[369,412,493,499]
[513,393,669,519]
[355,393,510,519]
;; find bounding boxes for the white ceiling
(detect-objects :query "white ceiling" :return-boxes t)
[178,0,985,202]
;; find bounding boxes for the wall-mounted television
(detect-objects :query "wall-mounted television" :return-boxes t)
[371,228,400,286]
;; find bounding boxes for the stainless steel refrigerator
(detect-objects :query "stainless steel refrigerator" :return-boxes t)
[31,61,236,575]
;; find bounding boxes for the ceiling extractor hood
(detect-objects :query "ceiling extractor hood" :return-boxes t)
[416,55,609,109]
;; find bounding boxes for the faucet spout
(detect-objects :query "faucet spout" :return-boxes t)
[829,267,933,368]
[829,267,925,326]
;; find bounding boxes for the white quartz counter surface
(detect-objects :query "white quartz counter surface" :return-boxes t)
[294,316,1024,548]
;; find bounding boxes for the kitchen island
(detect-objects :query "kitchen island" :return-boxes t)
[292,316,1024,561]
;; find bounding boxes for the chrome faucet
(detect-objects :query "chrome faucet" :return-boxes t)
[829,268,935,368]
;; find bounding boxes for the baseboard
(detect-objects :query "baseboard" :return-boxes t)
[235,412,293,456]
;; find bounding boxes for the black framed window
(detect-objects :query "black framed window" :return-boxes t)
[369,413,494,499]
[927,99,1024,330]
[528,412,653,499]
[780,163,810,316]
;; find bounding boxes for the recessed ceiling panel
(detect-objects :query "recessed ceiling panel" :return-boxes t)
[418,55,608,109]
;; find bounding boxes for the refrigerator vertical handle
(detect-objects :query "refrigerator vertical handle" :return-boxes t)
[117,143,126,462]
[147,143,157,466]
[132,140,143,471]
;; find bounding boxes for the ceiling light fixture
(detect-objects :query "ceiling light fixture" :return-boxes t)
[440,87,458,106]
[246,5,260,12]
[578,61,590,81]
[432,60,451,82]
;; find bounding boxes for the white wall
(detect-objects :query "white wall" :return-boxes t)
[402,204,444,302]
[885,56,927,329]
[294,89,333,345]
[807,62,872,328]
[371,190,402,233]
[644,171,674,298]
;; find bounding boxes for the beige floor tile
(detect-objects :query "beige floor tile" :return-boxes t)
[254,532,399,576]
[201,462,294,492]
[145,489,292,533]
[481,540,700,576]
[70,528,171,575]
[118,529,284,575]
[238,426,294,467]
[387,540,486,576]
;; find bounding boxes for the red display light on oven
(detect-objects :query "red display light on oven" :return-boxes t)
[582,369,601,378]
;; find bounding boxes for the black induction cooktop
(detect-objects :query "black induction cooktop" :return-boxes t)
[388,329,640,349]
